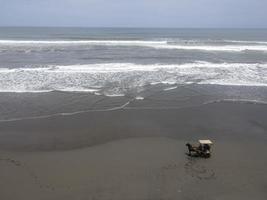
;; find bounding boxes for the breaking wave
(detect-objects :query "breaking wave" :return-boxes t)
[0,62,266,95]
[205,99,267,105]
[1,39,267,52]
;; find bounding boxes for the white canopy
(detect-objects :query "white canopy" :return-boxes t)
[199,140,213,145]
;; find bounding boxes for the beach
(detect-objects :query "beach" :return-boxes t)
[0,84,267,200]
[1,27,267,199]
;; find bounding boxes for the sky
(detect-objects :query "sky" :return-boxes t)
[0,0,267,28]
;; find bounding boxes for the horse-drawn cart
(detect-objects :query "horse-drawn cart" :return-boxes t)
[186,140,213,158]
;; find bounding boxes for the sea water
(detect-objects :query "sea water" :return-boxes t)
[0,27,267,96]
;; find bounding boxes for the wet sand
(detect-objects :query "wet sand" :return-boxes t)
[0,85,267,199]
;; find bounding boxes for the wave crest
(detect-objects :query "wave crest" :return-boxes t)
[0,62,266,95]
[1,39,267,52]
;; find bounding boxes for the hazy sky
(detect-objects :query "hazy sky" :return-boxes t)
[1,0,267,28]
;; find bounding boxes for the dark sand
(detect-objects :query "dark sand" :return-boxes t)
[0,85,267,200]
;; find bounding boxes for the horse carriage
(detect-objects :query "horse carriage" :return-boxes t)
[186,140,213,158]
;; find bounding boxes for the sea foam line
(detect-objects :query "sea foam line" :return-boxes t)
[1,62,267,72]
[0,98,266,123]
[223,40,267,45]
[0,100,132,123]
[0,40,166,45]
[204,99,267,105]
[1,39,267,52]
[0,62,267,94]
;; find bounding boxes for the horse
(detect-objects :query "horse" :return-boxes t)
[186,143,199,156]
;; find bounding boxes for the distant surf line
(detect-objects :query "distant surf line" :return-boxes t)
[1,39,267,52]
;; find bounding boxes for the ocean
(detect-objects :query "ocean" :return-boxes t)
[0,27,267,96]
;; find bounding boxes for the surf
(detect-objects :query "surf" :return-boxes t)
[0,62,266,95]
[1,39,267,52]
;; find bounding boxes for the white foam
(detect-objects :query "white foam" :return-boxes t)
[205,99,267,105]
[57,88,99,93]
[153,44,267,52]
[0,40,166,46]
[1,39,267,52]
[0,62,266,95]
[104,94,125,97]
[11,61,263,74]
[150,82,161,85]
[199,81,267,87]
[135,96,144,100]
[0,89,53,93]
[164,86,178,91]
[223,40,267,45]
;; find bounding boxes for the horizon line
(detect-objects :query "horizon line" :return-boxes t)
[0,26,267,29]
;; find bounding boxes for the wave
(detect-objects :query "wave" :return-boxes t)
[205,99,267,105]
[5,62,267,72]
[164,86,178,91]
[0,62,266,95]
[0,40,166,45]
[135,96,144,100]
[163,44,267,52]
[1,39,267,52]
[223,40,267,45]
[0,90,53,93]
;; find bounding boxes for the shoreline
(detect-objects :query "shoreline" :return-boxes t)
[0,98,266,123]
[0,98,266,152]
[0,84,267,121]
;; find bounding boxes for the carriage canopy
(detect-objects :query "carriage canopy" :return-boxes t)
[199,140,213,145]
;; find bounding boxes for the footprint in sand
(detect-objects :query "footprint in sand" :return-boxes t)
[0,157,55,191]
